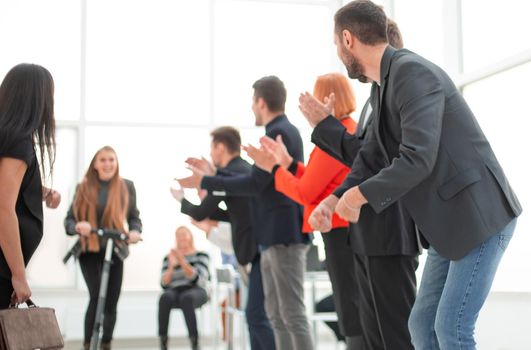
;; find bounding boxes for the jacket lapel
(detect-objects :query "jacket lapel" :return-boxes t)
[371,45,397,165]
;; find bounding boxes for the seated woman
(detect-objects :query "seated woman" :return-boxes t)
[159,226,210,350]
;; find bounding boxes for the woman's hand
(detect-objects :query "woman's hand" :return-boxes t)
[168,249,178,267]
[11,273,31,304]
[75,221,92,237]
[42,187,61,208]
[127,230,142,244]
[260,135,293,169]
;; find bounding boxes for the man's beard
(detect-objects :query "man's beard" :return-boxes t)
[343,49,366,82]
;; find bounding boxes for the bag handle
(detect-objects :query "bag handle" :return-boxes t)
[8,298,37,309]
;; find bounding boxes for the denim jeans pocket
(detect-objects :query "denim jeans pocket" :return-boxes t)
[497,220,516,252]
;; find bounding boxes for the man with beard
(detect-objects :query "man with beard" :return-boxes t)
[303,1,521,348]
[303,19,419,349]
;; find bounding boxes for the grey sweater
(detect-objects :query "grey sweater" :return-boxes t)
[160,252,210,290]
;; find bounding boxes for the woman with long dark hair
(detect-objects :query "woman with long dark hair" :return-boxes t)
[0,63,56,308]
[65,145,142,350]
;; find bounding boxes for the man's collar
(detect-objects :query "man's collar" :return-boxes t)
[265,114,287,130]
[380,45,397,84]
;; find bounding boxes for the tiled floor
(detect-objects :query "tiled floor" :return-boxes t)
[65,337,347,350]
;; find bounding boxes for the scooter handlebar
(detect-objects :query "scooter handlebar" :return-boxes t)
[91,228,128,241]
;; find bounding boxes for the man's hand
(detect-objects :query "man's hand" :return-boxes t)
[260,135,293,168]
[170,186,185,202]
[42,187,61,208]
[242,143,277,173]
[191,219,219,235]
[335,186,368,223]
[309,195,339,233]
[177,168,204,189]
[127,230,142,244]
[299,92,335,128]
[185,157,216,176]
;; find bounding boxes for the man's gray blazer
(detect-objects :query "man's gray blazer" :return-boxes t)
[346,46,521,260]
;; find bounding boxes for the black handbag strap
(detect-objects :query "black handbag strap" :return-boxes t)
[8,298,37,309]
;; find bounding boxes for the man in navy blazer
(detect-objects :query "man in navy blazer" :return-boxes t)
[179,76,313,350]
[302,1,521,348]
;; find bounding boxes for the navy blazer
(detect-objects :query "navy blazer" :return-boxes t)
[201,115,308,247]
[345,46,521,260]
[181,156,258,265]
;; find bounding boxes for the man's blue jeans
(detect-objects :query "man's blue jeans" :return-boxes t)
[408,218,517,349]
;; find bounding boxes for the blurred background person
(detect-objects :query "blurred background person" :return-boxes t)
[172,126,274,350]
[158,226,210,350]
[64,145,143,350]
[0,63,56,308]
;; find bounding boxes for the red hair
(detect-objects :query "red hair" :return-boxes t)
[313,73,357,118]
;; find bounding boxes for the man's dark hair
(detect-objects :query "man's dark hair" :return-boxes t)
[334,0,388,45]
[387,18,403,49]
[210,126,241,154]
[252,76,286,113]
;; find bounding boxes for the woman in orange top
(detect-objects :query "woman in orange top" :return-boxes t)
[246,73,363,348]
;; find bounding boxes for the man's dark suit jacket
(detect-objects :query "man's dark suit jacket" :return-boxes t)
[339,46,521,260]
[312,100,418,256]
[180,156,258,265]
[201,114,308,247]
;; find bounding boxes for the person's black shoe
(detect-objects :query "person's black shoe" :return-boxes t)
[160,335,168,350]
[190,335,200,350]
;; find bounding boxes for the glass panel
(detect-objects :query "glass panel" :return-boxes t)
[213,0,334,130]
[27,128,79,288]
[0,0,81,121]
[463,62,531,291]
[462,0,531,73]
[85,0,210,125]
[393,0,445,67]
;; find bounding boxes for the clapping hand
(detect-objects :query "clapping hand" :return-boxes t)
[299,92,335,128]
[191,219,219,235]
[242,143,277,173]
[185,157,216,176]
[168,249,178,267]
[260,135,293,168]
[176,167,204,189]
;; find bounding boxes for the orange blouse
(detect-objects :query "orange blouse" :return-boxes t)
[274,117,357,233]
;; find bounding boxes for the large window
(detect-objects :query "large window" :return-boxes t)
[1,0,530,293]
[463,62,531,291]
